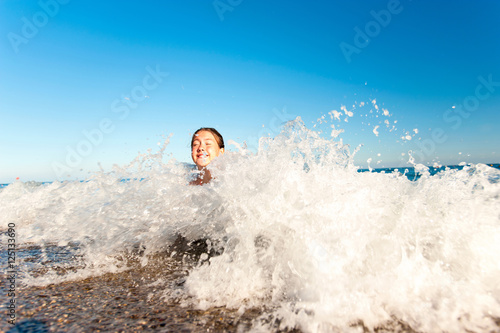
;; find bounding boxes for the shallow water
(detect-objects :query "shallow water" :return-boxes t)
[0,252,268,332]
[1,119,500,332]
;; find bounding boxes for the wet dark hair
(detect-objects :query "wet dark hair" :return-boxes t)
[191,128,224,149]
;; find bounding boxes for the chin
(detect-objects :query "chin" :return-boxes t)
[196,161,210,169]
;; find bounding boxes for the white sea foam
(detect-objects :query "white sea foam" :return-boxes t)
[1,118,499,332]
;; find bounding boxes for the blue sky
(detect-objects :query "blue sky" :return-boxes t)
[1,0,499,183]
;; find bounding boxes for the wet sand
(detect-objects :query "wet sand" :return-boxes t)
[0,261,425,333]
[1,256,422,333]
[1,255,267,332]
[2,245,496,332]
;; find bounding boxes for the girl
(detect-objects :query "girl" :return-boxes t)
[190,128,224,185]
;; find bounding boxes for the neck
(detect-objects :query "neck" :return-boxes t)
[191,168,212,185]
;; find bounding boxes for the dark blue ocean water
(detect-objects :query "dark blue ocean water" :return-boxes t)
[358,163,500,181]
[1,164,499,188]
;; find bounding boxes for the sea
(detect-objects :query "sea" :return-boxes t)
[1,120,500,332]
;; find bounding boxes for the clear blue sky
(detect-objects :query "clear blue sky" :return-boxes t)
[1,0,499,183]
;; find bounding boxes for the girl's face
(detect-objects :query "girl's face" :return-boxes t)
[191,131,224,169]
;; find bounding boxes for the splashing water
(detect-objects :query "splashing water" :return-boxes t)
[1,118,499,332]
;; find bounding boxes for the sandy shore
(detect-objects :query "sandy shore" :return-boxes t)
[3,247,495,332]
[1,254,269,332]
[1,256,423,333]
